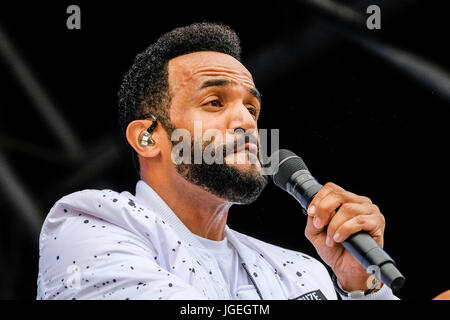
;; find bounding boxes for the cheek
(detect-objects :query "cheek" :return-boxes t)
[188,112,230,141]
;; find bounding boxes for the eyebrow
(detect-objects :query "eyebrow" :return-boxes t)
[199,78,262,103]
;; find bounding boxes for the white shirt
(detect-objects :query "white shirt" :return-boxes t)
[36,180,399,300]
[193,234,253,299]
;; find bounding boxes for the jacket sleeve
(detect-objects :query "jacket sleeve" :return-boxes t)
[37,208,206,300]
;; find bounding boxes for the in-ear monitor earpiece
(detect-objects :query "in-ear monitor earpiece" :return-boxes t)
[139,113,157,146]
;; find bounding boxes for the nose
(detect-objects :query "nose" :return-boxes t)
[228,103,257,133]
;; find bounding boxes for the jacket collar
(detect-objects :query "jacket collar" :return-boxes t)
[134,180,271,298]
[134,180,257,264]
[134,180,205,248]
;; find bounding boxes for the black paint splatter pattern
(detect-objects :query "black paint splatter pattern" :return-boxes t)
[36,186,345,301]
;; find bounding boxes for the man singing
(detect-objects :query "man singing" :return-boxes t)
[37,23,398,300]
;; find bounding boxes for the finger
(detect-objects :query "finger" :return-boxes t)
[310,191,344,230]
[325,203,380,247]
[320,183,373,205]
[308,182,372,219]
[304,215,327,242]
[307,183,334,216]
[332,214,385,247]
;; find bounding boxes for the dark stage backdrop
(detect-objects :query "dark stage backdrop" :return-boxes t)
[0,1,448,299]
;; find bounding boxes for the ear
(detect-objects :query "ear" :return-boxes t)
[126,119,161,159]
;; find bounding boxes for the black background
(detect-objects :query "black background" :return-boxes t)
[0,1,448,300]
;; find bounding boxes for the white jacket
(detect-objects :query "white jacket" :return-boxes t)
[37,180,398,300]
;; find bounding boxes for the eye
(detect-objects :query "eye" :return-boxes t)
[204,99,223,107]
[247,106,258,118]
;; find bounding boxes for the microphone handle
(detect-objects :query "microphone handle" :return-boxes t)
[287,170,405,290]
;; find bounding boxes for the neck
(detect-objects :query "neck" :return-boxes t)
[142,165,232,241]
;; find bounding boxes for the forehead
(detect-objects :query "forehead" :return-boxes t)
[167,51,255,90]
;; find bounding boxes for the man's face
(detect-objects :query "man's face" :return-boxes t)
[166,51,268,204]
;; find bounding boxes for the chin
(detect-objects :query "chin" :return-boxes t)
[225,155,262,174]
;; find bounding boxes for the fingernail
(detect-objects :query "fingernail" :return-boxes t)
[333,233,341,242]
[308,205,316,215]
[313,217,321,229]
[326,235,333,247]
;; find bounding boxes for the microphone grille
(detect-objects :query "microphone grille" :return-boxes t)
[271,149,308,190]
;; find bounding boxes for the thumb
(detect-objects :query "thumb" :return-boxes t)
[305,215,327,244]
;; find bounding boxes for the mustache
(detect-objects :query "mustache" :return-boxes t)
[177,132,261,162]
[218,133,259,157]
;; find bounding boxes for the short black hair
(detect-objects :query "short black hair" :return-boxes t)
[117,22,242,176]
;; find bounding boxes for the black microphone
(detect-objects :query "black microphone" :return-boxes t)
[271,149,405,291]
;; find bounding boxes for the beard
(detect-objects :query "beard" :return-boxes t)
[173,135,269,204]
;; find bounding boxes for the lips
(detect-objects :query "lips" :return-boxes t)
[234,143,258,155]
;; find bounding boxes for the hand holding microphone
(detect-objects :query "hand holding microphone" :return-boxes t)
[271,149,405,292]
[305,181,387,292]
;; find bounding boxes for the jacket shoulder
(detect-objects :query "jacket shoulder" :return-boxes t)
[40,186,151,243]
